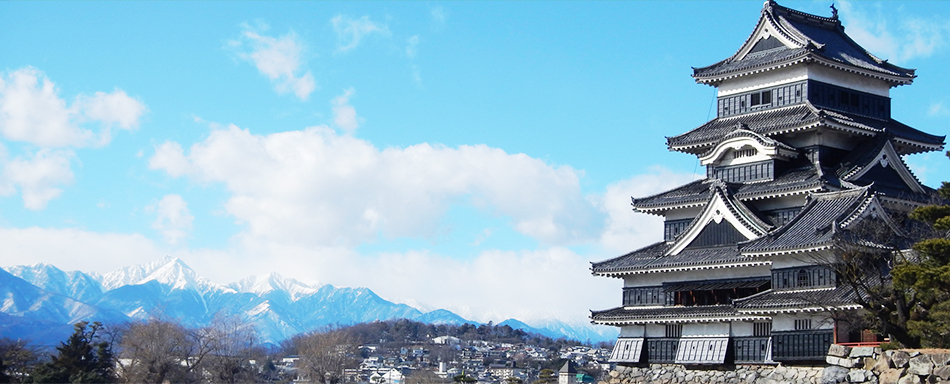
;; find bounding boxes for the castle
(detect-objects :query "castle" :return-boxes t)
[591,1,944,365]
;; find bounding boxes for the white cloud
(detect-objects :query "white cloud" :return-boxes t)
[431,7,446,25]
[149,123,600,248]
[233,26,316,100]
[406,35,420,58]
[331,88,360,132]
[839,1,950,63]
[597,167,700,254]
[0,67,145,209]
[331,15,390,52]
[148,141,190,177]
[0,227,165,275]
[2,148,75,210]
[148,194,194,245]
[928,101,950,117]
[0,67,145,148]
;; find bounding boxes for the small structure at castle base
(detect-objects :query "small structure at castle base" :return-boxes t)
[590,0,945,367]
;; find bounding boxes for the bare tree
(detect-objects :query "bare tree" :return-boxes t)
[117,320,204,384]
[296,328,360,384]
[199,315,260,384]
[826,216,919,347]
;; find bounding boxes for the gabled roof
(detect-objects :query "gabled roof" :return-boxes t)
[698,128,799,165]
[665,182,772,255]
[740,187,881,256]
[734,286,860,314]
[558,361,576,374]
[837,135,926,194]
[667,102,944,155]
[692,1,915,87]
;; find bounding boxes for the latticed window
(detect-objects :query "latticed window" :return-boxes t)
[665,324,683,338]
[753,321,772,337]
[733,148,757,159]
[794,319,812,330]
[797,269,811,287]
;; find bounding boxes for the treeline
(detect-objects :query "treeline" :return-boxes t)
[330,319,584,350]
[0,318,585,383]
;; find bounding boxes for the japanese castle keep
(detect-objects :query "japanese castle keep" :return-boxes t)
[591,1,945,366]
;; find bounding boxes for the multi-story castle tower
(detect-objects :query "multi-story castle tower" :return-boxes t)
[591,1,945,365]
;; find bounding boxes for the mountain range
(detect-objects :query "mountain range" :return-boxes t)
[0,257,616,347]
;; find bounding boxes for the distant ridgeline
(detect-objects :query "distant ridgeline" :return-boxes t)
[0,257,613,347]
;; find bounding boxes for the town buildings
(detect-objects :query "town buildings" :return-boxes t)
[591,1,945,365]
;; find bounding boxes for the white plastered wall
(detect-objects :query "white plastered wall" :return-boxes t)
[645,324,667,338]
[772,313,834,332]
[717,64,891,97]
[619,325,646,338]
[771,250,833,269]
[664,207,703,221]
[731,321,756,337]
[683,323,730,337]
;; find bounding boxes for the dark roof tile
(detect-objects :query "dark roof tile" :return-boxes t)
[693,1,914,82]
[741,188,870,253]
[591,305,739,323]
[734,286,857,311]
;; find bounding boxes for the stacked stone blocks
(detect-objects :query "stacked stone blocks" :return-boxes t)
[598,346,950,384]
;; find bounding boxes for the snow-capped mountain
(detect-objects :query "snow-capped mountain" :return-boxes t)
[6,263,104,304]
[0,258,614,346]
[230,273,319,301]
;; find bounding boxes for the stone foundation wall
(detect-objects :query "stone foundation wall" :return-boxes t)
[824,345,950,384]
[601,364,823,384]
[598,347,950,384]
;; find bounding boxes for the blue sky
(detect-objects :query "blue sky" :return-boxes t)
[1,1,949,327]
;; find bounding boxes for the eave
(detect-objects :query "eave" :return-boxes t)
[693,55,915,88]
[593,260,772,278]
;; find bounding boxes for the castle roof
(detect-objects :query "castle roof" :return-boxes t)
[591,243,770,277]
[667,103,944,155]
[590,305,767,325]
[734,286,860,314]
[632,165,828,214]
[692,1,915,86]
[740,187,875,255]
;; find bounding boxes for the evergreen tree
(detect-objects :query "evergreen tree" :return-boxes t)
[891,157,950,347]
[29,322,116,383]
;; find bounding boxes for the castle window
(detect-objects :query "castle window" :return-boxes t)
[665,324,683,338]
[797,269,811,287]
[733,148,757,159]
[750,90,772,107]
[753,322,772,337]
[794,319,812,330]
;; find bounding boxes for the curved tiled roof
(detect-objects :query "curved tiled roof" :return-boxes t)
[668,104,819,153]
[667,103,943,155]
[700,128,799,159]
[740,187,871,254]
[693,1,915,85]
[734,286,859,312]
[633,165,829,212]
[590,305,751,325]
[591,243,759,276]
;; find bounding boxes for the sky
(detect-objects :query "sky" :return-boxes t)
[1,1,949,328]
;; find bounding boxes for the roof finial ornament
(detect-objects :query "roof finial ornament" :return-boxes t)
[830,3,838,20]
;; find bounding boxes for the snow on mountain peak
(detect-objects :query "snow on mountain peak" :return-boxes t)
[101,256,232,294]
[230,272,319,301]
